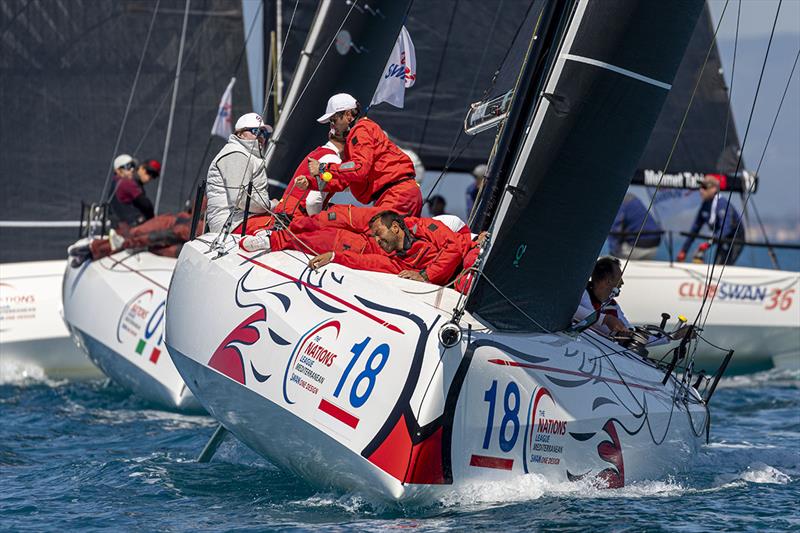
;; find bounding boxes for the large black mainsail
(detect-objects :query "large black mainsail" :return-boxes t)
[0,0,252,262]
[466,0,705,332]
[632,3,752,193]
[264,0,412,185]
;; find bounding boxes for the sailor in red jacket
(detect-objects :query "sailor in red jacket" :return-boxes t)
[239,133,344,235]
[299,93,422,225]
[306,210,463,285]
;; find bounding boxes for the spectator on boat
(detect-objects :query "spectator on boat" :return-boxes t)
[205,113,274,233]
[608,193,662,260]
[573,256,630,335]
[466,163,487,217]
[300,93,422,227]
[306,210,464,285]
[427,195,447,217]
[677,175,745,265]
[108,154,157,228]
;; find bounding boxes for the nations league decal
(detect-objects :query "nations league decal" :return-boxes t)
[282,319,342,404]
[116,289,165,364]
[0,283,36,332]
[523,387,569,472]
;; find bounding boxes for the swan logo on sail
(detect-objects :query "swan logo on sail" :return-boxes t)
[678,281,796,310]
[282,320,342,405]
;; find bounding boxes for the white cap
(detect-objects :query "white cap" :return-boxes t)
[316,93,358,124]
[234,112,273,133]
[114,154,135,169]
[433,214,467,233]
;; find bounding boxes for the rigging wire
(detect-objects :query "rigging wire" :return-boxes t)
[99,0,161,204]
[618,0,731,279]
[424,0,539,207]
[692,0,784,334]
[740,47,799,272]
[700,38,798,330]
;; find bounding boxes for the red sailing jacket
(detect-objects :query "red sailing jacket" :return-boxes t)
[274,142,339,217]
[312,118,415,204]
[333,216,463,285]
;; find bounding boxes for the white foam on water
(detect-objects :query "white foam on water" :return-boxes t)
[0,359,64,386]
[739,463,792,485]
[300,493,375,514]
[718,368,800,389]
[435,473,687,511]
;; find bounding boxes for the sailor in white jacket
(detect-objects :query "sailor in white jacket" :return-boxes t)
[205,113,274,233]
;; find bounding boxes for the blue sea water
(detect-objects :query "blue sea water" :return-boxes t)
[1,364,798,532]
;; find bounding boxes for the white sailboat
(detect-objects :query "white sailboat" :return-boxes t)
[165,0,720,501]
[619,261,799,371]
[60,1,200,411]
[1,259,98,378]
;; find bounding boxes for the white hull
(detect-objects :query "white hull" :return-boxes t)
[619,261,800,372]
[166,237,710,501]
[1,260,99,378]
[62,251,201,412]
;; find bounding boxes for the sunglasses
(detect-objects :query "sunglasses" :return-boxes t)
[118,162,136,171]
[244,127,271,138]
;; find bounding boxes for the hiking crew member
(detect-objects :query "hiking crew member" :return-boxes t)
[306,210,463,285]
[108,154,157,228]
[300,93,422,227]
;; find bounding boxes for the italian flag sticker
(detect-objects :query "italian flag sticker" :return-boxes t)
[135,339,161,363]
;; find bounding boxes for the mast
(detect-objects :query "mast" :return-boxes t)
[155,0,191,214]
[263,0,412,185]
[467,0,705,332]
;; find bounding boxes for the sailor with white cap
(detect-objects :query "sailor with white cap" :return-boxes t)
[205,113,275,233]
[296,93,422,231]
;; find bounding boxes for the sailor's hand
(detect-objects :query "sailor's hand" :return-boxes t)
[308,158,321,177]
[309,251,334,270]
[295,175,309,190]
[604,315,629,334]
[476,231,488,245]
[398,270,425,282]
[677,250,687,262]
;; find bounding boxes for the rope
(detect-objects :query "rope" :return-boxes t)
[99,0,161,203]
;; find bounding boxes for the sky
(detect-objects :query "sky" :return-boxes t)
[708,0,800,223]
